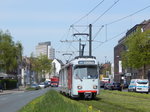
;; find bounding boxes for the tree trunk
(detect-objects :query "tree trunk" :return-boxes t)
[143,64,146,79]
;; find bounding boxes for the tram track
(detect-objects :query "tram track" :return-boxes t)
[59,90,150,112]
[78,98,135,112]
[75,90,150,112]
[77,97,133,112]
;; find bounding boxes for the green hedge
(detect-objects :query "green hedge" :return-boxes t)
[0,79,17,89]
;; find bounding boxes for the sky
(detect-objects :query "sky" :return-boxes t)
[0,0,150,63]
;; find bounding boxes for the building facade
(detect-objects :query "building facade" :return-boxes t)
[51,59,64,77]
[36,41,55,60]
[99,62,114,81]
[48,46,55,60]
[114,19,150,83]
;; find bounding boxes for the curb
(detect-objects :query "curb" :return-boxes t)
[0,92,12,95]
[0,90,25,95]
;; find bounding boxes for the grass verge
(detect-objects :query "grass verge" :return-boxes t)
[18,90,93,112]
[79,90,150,112]
[25,87,38,91]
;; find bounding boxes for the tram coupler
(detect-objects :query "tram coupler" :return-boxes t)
[84,92,92,99]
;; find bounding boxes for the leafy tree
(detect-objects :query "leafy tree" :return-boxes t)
[30,53,39,73]
[16,41,23,64]
[99,62,112,79]
[0,30,23,74]
[30,54,52,82]
[122,28,150,78]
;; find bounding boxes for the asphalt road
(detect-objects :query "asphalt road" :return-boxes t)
[0,87,53,112]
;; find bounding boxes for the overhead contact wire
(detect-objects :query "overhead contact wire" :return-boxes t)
[92,0,120,24]
[107,4,150,25]
[72,0,105,25]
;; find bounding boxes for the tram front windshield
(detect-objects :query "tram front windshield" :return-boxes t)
[74,65,98,79]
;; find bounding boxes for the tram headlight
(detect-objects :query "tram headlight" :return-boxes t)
[93,85,98,89]
[77,85,82,89]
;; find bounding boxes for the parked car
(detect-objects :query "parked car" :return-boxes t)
[0,84,3,92]
[123,82,129,88]
[128,79,149,93]
[45,81,51,87]
[104,82,121,91]
[30,84,40,90]
[149,85,150,92]
[39,82,46,88]
[44,81,49,87]
[100,78,110,87]
[104,83,111,90]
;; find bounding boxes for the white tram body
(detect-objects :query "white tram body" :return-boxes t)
[59,56,100,99]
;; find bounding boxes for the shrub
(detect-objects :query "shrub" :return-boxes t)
[0,79,17,89]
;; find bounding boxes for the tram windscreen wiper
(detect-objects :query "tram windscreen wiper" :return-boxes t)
[76,74,83,81]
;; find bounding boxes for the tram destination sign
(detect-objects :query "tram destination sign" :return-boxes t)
[78,60,95,64]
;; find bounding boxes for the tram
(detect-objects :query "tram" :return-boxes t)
[59,56,100,99]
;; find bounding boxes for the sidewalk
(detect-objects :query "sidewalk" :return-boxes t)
[0,86,26,95]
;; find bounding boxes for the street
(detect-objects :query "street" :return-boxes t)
[0,87,52,112]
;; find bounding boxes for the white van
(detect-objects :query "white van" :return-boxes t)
[128,79,149,93]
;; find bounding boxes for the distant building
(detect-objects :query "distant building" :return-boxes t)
[48,46,55,60]
[114,19,150,83]
[0,73,16,79]
[21,56,35,86]
[36,41,55,60]
[100,62,112,78]
[51,59,64,77]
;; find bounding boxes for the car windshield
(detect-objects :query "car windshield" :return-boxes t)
[103,78,109,81]
[40,82,45,85]
[74,65,98,79]
[32,84,37,86]
[114,83,120,85]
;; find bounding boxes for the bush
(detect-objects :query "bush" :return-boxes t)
[26,87,41,91]
[26,87,37,91]
[0,79,17,89]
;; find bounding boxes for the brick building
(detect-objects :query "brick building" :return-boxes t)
[114,19,150,83]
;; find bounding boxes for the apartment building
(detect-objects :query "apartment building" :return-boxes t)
[114,19,150,83]
[36,41,55,60]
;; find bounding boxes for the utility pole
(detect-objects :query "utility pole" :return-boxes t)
[61,24,93,57]
[105,56,107,63]
[73,24,92,57]
[60,39,88,56]
[89,24,92,56]
[73,33,89,56]
[79,38,81,56]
